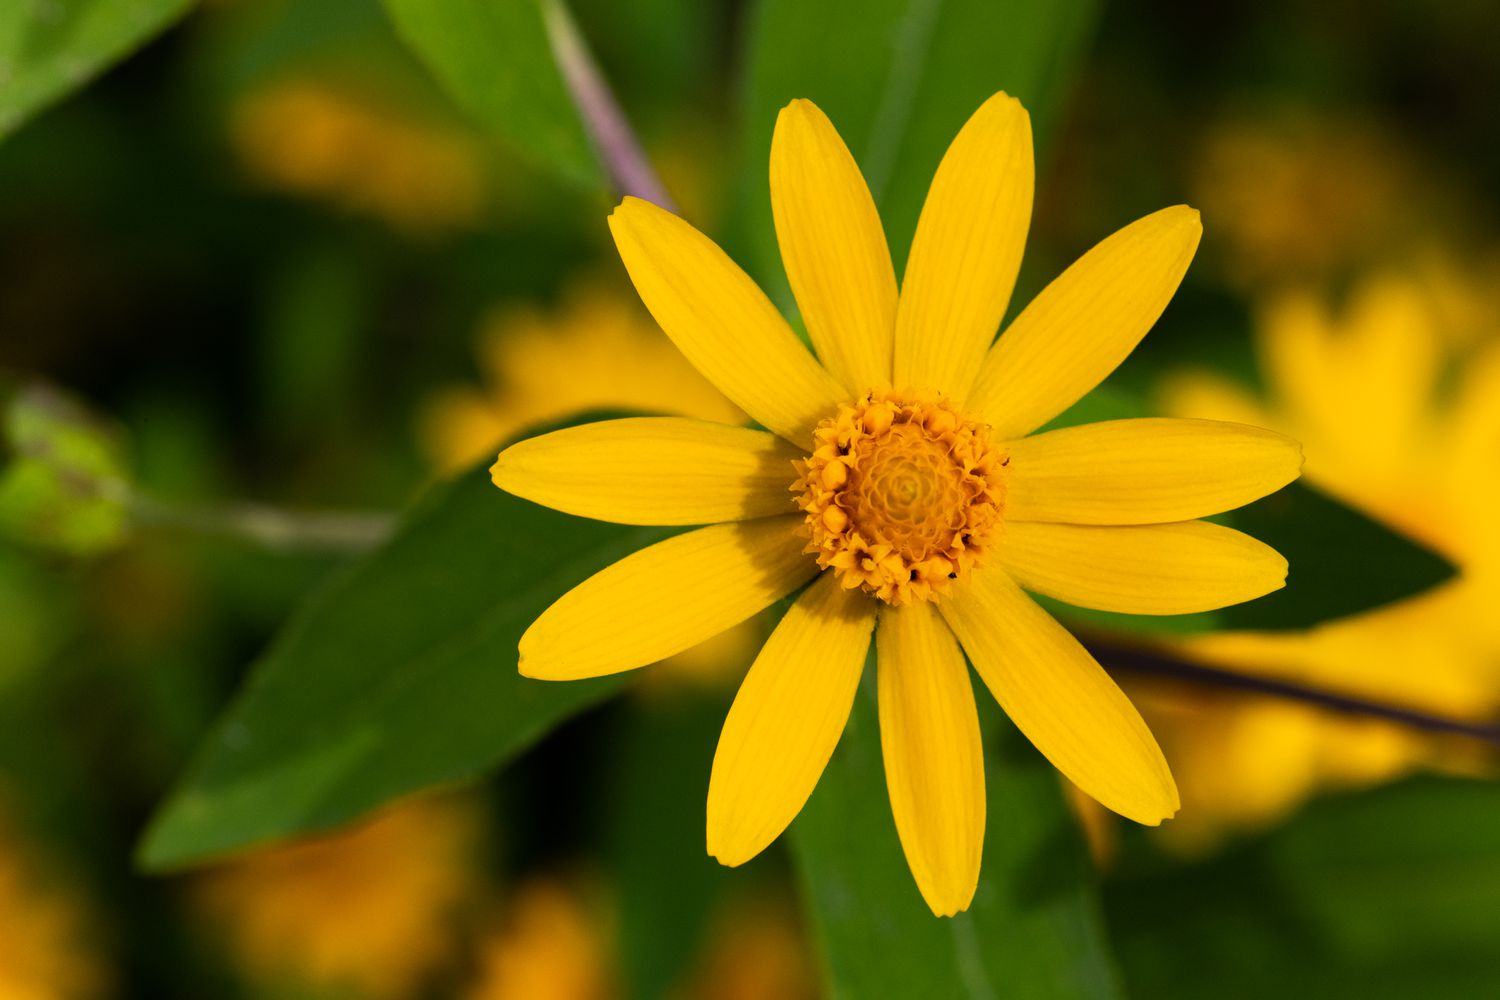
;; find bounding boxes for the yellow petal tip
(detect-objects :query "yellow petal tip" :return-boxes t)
[978,89,1028,120]
[608,195,655,225]
[1166,203,1202,225]
[780,96,818,117]
[706,840,753,868]
[515,629,559,681]
[488,451,512,490]
[1122,791,1181,828]
[921,886,977,919]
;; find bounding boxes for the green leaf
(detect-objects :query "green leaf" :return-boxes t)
[791,680,1124,1000]
[1266,777,1500,963]
[379,0,602,188]
[0,0,196,142]
[138,465,666,870]
[1213,480,1456,630]
[733,0,1100,295]
[1108,776,1500,999]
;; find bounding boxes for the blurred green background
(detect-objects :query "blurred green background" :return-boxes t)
[2,0,1499,997]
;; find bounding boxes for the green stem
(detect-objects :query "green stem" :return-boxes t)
[126,490,395,554]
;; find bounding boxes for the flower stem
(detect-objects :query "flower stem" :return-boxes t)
[544,0,676,211]
[127,491,395,554]
[1089,638,1500,746]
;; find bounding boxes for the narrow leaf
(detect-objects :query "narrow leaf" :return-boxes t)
[139,465,665,869]
[380,0,603,188]
[0,0,196,142]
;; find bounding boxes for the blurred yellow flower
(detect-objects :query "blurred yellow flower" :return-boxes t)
[0,815,107,1000]
[230,79,487,235]
[419,282,745,475]
[465,879,613,1000]
[464,878,816,1000]
[1193,114,1413,289]
[493,93,1302,915]
[675,896,819,1000]
[1145,273,1500,851]
[192,794,481,999]
[418,282,758,687]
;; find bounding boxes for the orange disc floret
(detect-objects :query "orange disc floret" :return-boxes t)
[792,389,1006,605]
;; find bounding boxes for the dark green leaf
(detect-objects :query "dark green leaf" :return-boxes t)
[138,465,666,869]
[605,693,735,998]
[0,0,195,142]
[1108,776,1500,999]
[1214,480,1456,630]
[792,679,1124,1000]
[733,0,1100,296]
[379,0,602,188]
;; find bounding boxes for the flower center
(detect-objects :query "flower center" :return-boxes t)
[792,389,1006,606]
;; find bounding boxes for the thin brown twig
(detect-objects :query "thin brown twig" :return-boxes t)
[1089,638,1500,746]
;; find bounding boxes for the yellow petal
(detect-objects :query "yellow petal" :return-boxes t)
[1006,418,1303,525]
[970,206,1203,438]
[893,92,1033,403]
[771,99,898,393]
[520,516,814,680]
[707,573,874,866]
[941,567,1177,824]
[492,417,800,525]
[609,197,848,450]
[876,602,984,917]
[1000,520,1288,615]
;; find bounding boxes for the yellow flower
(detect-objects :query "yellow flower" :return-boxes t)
[463,877,816,1000]
[230,79,487,235]
[675,895,818,1000]
[1127,681,1430,856]
[493,94,1302,916]
[1142,274,1500,848]
[1193,114,1411,289]
[0,816,107,1000]
[464,879,613,1000]
[192,794,480,999]
[418,282,745,475]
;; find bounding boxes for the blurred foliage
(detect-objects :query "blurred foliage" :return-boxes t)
[0,0,194,140]
[139,465,657,869]
[0,0,1498,996]
[1108,776,1500,999]
[380,0,602,190]
[0,382,130,555]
